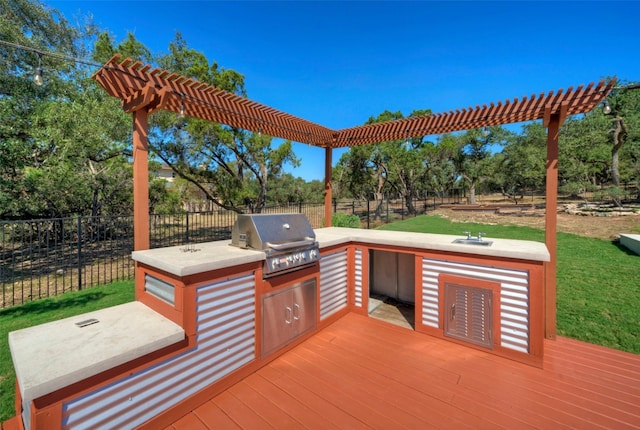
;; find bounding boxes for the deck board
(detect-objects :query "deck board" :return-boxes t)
[170,313,640,429]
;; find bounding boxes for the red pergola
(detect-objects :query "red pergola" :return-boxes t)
[93,54,615,339]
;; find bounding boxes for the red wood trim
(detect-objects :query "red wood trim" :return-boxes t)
[414,254,423,330]
[132,110,149,251]
[528,263,545,359]
[31,402,62,430]
[14,380,22,423]
[135,264,189,330]
[359,246,370,316]
[438,274,502,349]
[324,146,333,227]
[346,246,355,309]
[545,114,561,340]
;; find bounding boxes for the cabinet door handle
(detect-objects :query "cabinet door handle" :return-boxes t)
[285,306,292,324]
[451,303,456,321]
[293,303,300,321]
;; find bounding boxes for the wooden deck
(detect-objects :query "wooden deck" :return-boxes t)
[166,313,640,430]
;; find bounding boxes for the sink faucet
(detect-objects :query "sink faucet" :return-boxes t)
[477,232,486,242]
[464,231,472,240]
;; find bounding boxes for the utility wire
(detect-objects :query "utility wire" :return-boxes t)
[0,39,102,68]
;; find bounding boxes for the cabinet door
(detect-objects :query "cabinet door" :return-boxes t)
[444,284,493,349]
[262,289,293,356]
[292,279,317,337]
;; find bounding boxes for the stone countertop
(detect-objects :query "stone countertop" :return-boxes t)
[132,240,265,277]
[131,228,549,277]
[9,302,184,407]
[315,227,550,262]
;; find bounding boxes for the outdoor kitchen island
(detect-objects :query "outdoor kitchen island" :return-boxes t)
[7,226,549,430]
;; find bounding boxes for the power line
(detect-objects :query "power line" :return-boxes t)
[0,39,102,68]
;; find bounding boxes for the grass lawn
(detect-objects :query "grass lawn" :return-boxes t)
[0,280,135,423]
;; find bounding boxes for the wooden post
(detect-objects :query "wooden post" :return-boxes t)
[324,146,333,227]
[133,110,150,251]
[544,114,560,340]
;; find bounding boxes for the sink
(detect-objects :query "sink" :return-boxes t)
[452,238,493,246]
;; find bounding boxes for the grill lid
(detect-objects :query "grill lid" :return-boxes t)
[231,213,316,251]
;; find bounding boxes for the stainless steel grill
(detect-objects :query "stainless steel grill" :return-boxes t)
[230,214,319,277]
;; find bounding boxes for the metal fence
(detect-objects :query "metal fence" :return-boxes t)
[0,198,449,308]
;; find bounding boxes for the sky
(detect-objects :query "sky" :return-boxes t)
[48,0,640,181]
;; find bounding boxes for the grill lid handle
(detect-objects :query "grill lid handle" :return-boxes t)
[265,237,315,251]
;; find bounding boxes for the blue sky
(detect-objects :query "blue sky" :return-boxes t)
[49,1,640,181]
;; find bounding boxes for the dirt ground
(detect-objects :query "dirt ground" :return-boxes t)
[433,207,640,240]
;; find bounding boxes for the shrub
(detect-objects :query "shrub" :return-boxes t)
[332,213,361,228]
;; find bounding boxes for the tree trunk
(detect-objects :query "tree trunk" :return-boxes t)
[468,179,477,204]
[611,116,626,187]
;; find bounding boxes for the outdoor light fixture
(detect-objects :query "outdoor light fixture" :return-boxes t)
[179,93,185,118]
[602,99,612,115]
[34,55,43,86]
[482,126,489,137]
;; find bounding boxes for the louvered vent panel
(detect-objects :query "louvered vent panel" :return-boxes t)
[421,258,529,353]
[62,273,256,430]
[319,250,348,319]
[354,248,364,308]
[445,285,492,348]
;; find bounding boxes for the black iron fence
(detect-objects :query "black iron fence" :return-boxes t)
[1,197,450,308]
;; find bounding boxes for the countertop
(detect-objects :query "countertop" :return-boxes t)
[9,302,184,406]
[132,227,550,277]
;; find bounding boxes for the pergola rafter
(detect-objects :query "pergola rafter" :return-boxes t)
[93,55,616,341]
[94,55,615,148]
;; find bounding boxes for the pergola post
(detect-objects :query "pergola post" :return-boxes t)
[324,146,333,227]
[544,112,564,340]
[132,110,150,251]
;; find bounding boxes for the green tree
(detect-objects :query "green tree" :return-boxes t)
[455,126,511,204]
[423,134,458,200]
[148,33,298,213]
[602,82,640,188]
[493,122,546,203]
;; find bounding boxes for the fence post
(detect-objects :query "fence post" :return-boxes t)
[185,211,190,244]
[77,216,82,290]
[299,201,303,213]
[352,201,355,214]
[367,199,370,229]
[387,198,391,222]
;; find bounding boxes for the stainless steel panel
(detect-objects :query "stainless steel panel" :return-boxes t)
[231,213,315,249]
[397,252,415,304]
[261,278,317,357]
[292,279,317,336]
[444,283,493,349]
[262,288,294,357]
[370,250,397,298]
[370,250,415,304]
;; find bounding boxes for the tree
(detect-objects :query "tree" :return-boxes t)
[454,126,511,204]
[602,82,640,188]
[423,134,458,200]
[148,33,298,213]
[559,114,611,199]
[494,122,546,203]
